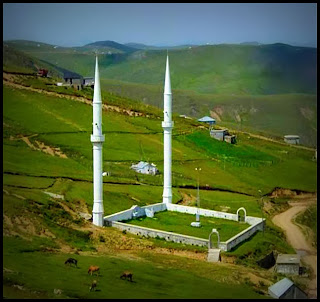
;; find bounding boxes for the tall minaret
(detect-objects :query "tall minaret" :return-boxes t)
[91,56,105,226]
[162,55,174,204]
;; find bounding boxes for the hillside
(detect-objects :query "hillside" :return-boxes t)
[98,43,316,95]
[85,40,138,53]
[4,40,317,147]
[3,43,64,78]
[6,41,317,95]
[3,73,317,298]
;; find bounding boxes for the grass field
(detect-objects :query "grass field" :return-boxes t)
[3,235,268,299]
[2,76,316,298]
[3,84,317,195]
[124,210,250,241]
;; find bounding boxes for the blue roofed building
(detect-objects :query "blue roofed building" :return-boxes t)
[268,278,307,299]
[198,116,216,125]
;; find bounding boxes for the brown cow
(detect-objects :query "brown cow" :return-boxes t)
[120,270,133,282]
[88,266,100,276]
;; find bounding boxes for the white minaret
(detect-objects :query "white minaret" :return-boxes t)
[91,56,105,226]
[162,55,174,204]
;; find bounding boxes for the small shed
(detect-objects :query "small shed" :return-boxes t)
[224,135,236,144]
[268,278,307,299]
[210,129,229,141]
[198,116,216,125]
[275,254,300,275]
[130,161,159,175]
[284,135,300,145]
[83,77,94,87]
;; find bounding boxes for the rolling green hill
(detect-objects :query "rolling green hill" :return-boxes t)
[4,39,317,147]
[6,40,316,95]
[3,75,316,298]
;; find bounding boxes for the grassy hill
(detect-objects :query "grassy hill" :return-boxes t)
[5,40,316,147]
[97,43,317,95]
[6,40,316,95]
[3,75,316,298]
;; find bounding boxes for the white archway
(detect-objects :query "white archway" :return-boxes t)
[209,228,220,249]
[236,207,247,222]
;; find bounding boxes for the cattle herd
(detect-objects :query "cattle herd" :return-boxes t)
[64,257,133,292]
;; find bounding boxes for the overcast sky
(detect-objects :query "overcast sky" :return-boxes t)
[3,3,317,47]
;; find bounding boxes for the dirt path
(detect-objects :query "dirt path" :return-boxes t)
[272,196,317,298]
[3,77,144,117]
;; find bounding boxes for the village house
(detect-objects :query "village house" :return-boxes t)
[198,116,216,126]
[284,135,300,145]
[275,254,300,275]
[130,161,159,175]
[210,129,236,144]
[83,77,94,87]
[63,71,83,90]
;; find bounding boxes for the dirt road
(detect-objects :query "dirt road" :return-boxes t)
[272,196,317,298]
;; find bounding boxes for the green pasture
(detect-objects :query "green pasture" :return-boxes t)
[3,85,317,195]
[3,236,266,299]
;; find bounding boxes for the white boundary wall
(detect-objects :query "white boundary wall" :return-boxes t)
[110,221,208,247]
[104,203,166,224]
[104,203,265,251]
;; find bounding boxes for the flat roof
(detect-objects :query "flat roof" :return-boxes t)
[276,254,300,264]
[210,129,228,132]
[284,135,300,139]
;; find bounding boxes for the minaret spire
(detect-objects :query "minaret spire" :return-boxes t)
[91,55,105,226]
[162,54,174,204]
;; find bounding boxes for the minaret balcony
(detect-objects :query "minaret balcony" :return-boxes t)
[90,134,105,143]
[162,121,174,128]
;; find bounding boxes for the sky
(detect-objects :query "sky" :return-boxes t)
[3,3,317,47]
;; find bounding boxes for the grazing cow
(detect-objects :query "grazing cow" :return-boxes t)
[120,270,133,282]
[89,280,97,292]
[88,265,100,276]
[64,258,77,267]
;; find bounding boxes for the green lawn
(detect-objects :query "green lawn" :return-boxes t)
[124,210,250,241]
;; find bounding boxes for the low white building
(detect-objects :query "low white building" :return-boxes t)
[275,254,300,275]
[131,161,159,175]
[284,135,300,145]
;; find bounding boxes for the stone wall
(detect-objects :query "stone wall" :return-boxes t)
[166,203,238,222]
[220,219,265,251]
[276,264,300,275]
[110,221,208,247]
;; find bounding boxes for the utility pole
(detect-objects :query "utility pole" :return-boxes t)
[191,167,201,228]
[258,189,264,235]
[195,167,201,223]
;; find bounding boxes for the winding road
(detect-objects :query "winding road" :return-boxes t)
[272,196,317,298]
